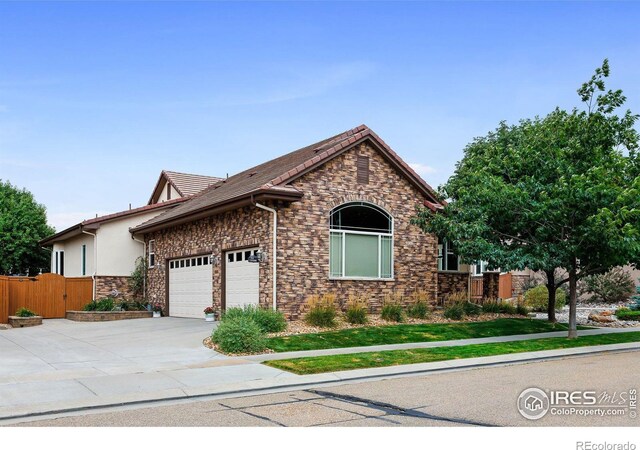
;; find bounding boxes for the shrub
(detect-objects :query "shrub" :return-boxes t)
[344,295,368,325]
[516,303,530,316]
[15,307,36,317]
[83,297,116,312]
[304,294,337,328]
[462,301,482,316]
[524,285,566,312]
[223,305,287,333]
[129,256,147,300]
[615,308,640,321]
[583,268,635,303]
[443,302,464,320]
[482,301,501,314]
[499,302,517,315]
[407,290,431,319]
[444,290,468,305]
[211,317,266,354]
[381,293,405,322]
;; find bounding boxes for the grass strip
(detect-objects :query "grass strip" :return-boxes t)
[264,331,640,375]
[266,318,586,352]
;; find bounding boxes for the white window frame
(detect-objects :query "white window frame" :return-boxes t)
[472,260,488,276]
[81,244,86,276]
[438,240,460,272]
[328,202,394,281]
[148,240,156,268]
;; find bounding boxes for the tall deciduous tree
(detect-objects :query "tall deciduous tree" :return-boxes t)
[413,60,640,338]
[0,180,55,275]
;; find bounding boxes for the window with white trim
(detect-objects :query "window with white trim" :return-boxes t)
[81,244,86,276]
[329,202,393,279]
[437,240,459,271]
[148,240,156,268]
[472,260,488,276]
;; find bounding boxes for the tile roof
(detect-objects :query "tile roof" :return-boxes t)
[132,124,442,233]
[40,197,188,246]
[163,171,224,197]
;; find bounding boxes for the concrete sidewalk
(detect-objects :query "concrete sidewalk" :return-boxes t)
[1,323,639,422]
[243,326,638,362]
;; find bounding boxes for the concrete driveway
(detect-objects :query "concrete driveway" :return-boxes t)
[0,318,293,419]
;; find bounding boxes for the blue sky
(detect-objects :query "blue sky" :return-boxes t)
[1,1,640,231]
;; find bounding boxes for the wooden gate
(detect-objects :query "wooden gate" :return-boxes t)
[470,277,483,301]
[499,273,513,299]
[0,274,93,322]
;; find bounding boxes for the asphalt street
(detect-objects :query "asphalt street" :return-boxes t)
[10,350,640,427]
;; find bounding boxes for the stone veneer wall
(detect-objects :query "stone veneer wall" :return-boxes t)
[483,272,500,300]
[145,142,439,319]
[95,276,136,299]
[437,272,469,304]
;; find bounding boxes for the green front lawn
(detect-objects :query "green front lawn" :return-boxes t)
[265,318,583,353]
[265,331,640,375]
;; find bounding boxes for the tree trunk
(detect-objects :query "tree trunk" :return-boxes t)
[568,268,578,339]
[545,270,557,323]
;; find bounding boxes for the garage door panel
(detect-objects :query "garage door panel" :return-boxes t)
[169,256,213,319]
[225,248,259,309]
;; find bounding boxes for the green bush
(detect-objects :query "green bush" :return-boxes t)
[462,302,482,316]
[211,316,267,354]
[516,304,530,316]
[615,308,640,321]
[15,307,36,317]
[222,305,286,333]
[305,294,337,328]
[381,302,405,322]
[344,297,368,324]
[443,302,465,320]
[407,300,430,319]
[524,285,566,312]
[499,303,517,314]
[83,297,116,312]
[482,301,501,313]
[583,268,635,303]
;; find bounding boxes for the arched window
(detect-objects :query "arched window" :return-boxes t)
[329,202,393,279]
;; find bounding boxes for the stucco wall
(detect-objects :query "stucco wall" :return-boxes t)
[96,210,163,276]
[155,182,181,204]
[50,235,95,277]
[144,142,439,318]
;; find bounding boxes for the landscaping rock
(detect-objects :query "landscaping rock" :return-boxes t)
[588,313,615,323]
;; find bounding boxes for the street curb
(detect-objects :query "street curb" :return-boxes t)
[2,342,639,424]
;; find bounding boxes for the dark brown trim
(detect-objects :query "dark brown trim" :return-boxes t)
[131,190,303,234]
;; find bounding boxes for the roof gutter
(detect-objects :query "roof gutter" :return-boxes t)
[253,200,277,311]
[132,189,302,235]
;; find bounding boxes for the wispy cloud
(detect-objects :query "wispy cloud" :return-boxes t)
[409,162,437,178]
[216,61,376,106]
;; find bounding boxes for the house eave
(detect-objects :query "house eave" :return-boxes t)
[130,189,303,235]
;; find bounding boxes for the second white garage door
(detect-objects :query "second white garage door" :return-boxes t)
[225,248,260,309]
[168,256,213,318]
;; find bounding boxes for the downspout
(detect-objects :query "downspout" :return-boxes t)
[81,229,98,301]
[254,202,277,311]
[132,235,146,301]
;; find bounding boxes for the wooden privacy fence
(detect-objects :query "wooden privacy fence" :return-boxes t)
[0,273,93,323]
[470,277,483,301]
[498,273,513,299]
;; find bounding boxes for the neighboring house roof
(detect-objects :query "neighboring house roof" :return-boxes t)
[148,170,224,204]
[131,124,442,234]
[40,197,188,246]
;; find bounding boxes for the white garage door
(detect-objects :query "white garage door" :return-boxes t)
[168,255,213,318]
[225,248,260,309]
